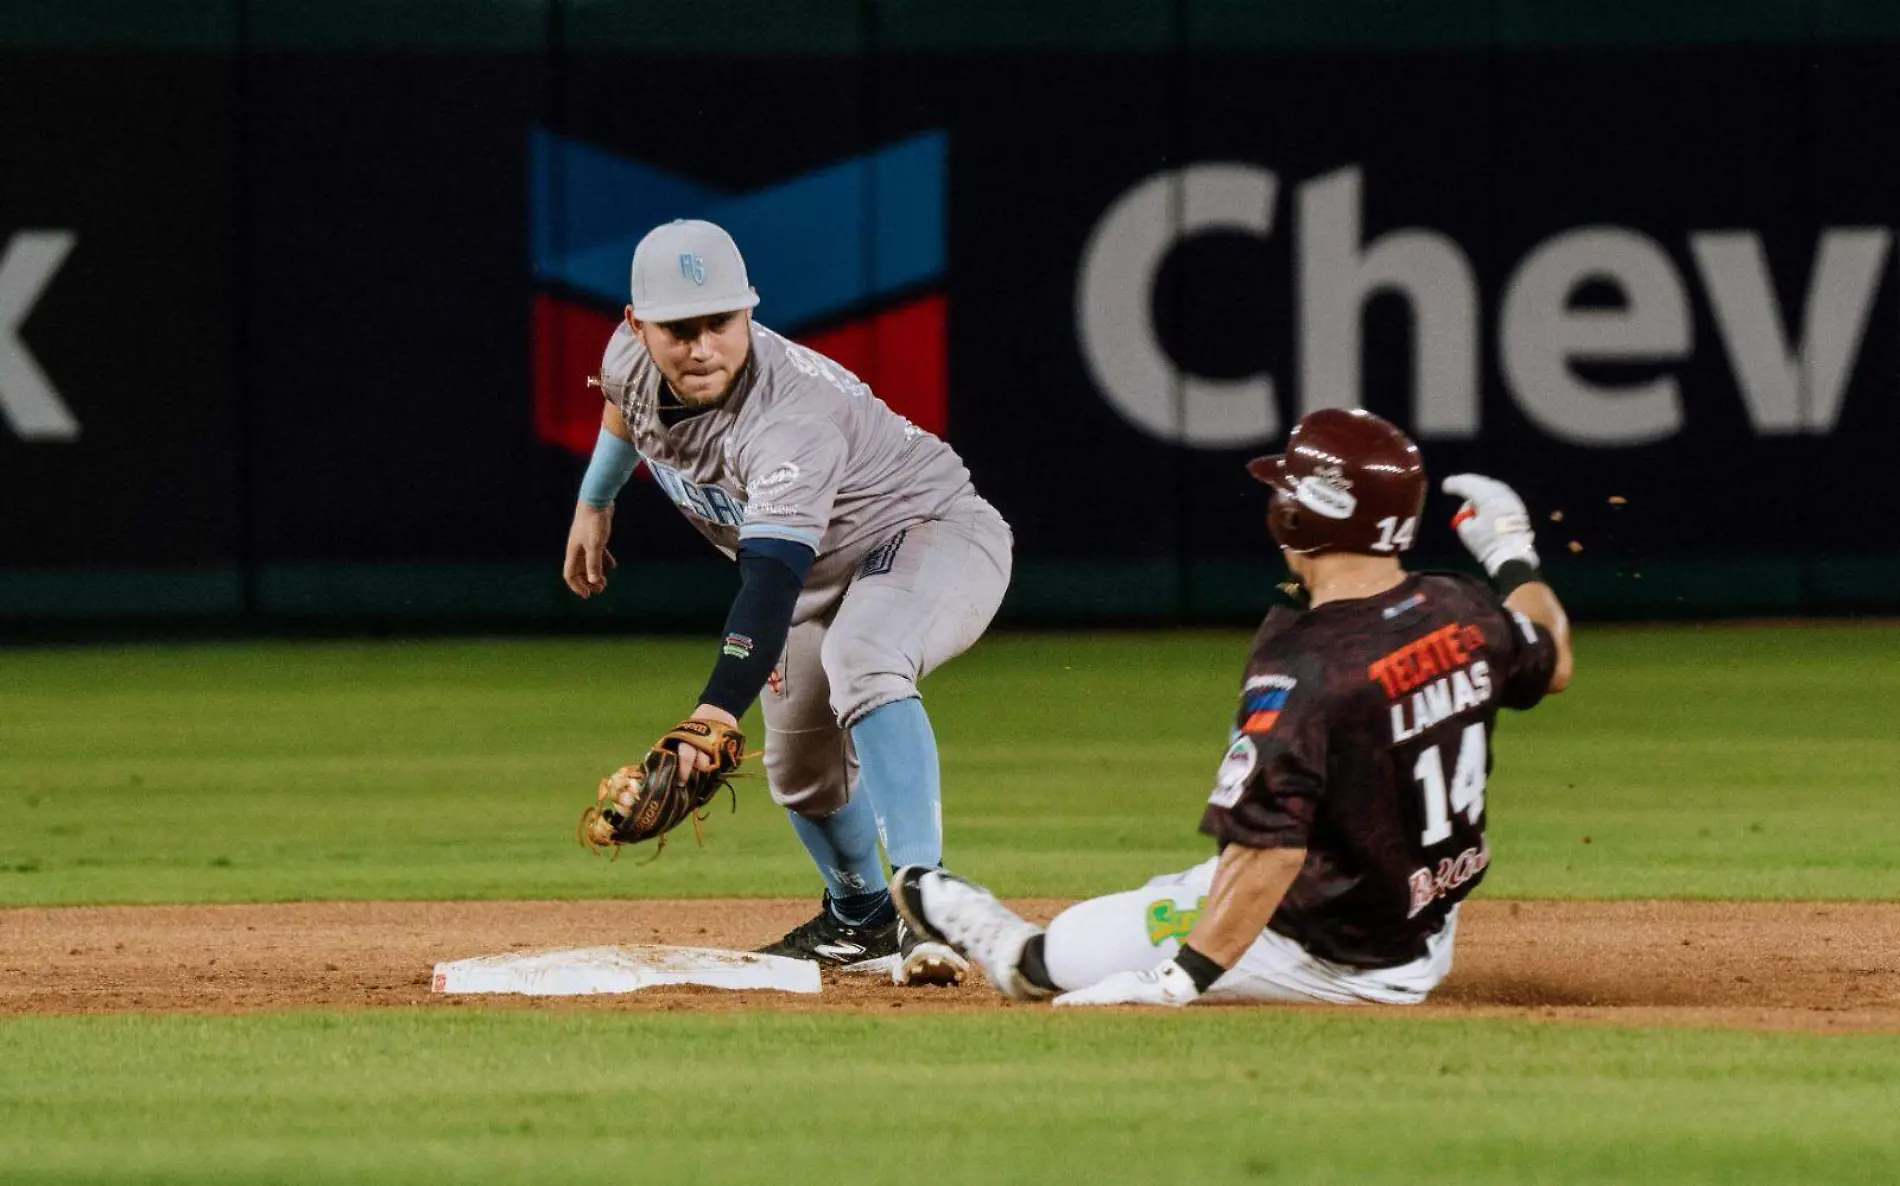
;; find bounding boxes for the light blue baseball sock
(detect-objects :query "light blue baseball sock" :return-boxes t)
[785,794,891,925]
[849,697,943,870]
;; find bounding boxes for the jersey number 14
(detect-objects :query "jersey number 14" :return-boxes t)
[1414,722,1487,845]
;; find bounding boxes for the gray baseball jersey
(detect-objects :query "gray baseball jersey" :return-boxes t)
[598,320,981,619]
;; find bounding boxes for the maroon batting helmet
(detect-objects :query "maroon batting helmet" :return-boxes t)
[1245,408,1427,555]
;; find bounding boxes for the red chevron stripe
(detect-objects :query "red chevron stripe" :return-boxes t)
[531,294,947,457]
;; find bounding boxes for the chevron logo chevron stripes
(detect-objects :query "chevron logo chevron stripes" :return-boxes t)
[528,127,949,455]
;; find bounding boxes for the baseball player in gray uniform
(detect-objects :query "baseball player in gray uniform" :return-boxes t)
[561,219,1012,986]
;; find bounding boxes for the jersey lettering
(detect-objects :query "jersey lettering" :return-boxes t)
[1391,659,1493,742]
[647,459,747,528]
[776,334,872,399]
[1407,838,1490,918]
[1200,575,1551,969]
[1367,622,1489,698]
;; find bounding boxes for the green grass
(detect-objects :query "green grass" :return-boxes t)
[1,1009,1897,1186]
[2,625,1897,904]
[4,626,1898,1185]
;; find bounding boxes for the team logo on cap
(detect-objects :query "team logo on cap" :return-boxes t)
[678,252,707,285]
[1294,474,1358,520]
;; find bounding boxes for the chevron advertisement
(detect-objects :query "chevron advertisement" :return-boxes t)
[526,127,947,457]
[1078,164,1886,450]
[872,46,1900,585]
[3,39,1899,619]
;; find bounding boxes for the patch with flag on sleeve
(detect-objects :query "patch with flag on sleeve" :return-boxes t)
[1241,674,1298,732]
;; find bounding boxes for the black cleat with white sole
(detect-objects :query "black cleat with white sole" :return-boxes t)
[755,901,899,970]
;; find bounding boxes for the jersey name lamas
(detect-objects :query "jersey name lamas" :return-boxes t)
[1370,621,1495,743]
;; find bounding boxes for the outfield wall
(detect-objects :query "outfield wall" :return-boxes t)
[4,1,1899,627]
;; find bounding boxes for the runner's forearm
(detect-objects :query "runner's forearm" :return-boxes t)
[1183,843,1307,969]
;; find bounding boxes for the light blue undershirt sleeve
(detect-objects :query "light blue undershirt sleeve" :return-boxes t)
[578,427,641,508]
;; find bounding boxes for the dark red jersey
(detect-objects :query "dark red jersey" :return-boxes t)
[1200,573,1558,968]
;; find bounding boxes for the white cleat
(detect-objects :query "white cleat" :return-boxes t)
[891,865,1052,1001]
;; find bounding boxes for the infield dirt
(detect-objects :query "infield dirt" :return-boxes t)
[3,899,1895,1032]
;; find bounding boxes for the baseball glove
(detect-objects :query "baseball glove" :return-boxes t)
[578,718,747,861]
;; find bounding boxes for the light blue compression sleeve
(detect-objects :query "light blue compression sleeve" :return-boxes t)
[578,428,641,508]
[850,697,943,870]
[785,796,891,923]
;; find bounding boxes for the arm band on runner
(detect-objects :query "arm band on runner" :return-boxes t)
[697,538,815,717]
[578,428,641,509]
[1490,559,1545,599]
[1172,943,1228,994]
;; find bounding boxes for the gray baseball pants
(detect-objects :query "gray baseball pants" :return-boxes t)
[760,495,1012,818]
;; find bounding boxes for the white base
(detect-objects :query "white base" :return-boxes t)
[430,945,822,996]
[841,954,899,975]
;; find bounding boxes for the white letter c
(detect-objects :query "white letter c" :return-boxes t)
[1076,165,1279,448]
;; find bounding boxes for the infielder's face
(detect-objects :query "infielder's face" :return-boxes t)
[628,308,752,408]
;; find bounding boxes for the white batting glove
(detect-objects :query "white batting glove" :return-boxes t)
[1052,960,1201,1008]
[1442,474,1539,577]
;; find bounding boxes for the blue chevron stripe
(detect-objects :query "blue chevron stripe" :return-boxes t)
[529,127,945,328]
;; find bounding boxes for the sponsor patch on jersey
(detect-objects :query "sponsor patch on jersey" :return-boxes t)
[1145,896,1205,946]
[1208,736,1257,808]
[722,633,754,660]
[1367,622,1488,700]
[752,462,801,491]
[746,502,802,518]
[1382,591,1427,620]
[856,529,907,578]
[766,666,786,698]
[1406,838,1490,918]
